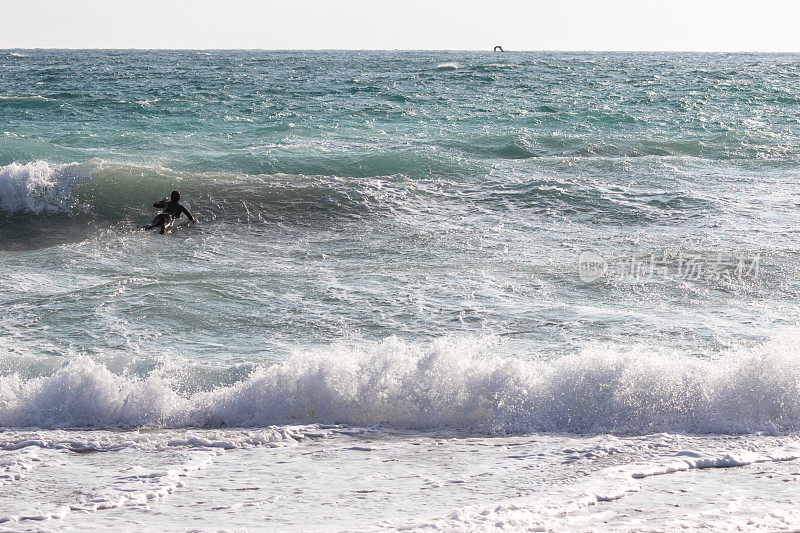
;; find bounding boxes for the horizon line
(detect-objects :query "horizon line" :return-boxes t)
[3,47,800,54]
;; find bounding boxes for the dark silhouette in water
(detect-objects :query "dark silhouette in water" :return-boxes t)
[143,190,194,234]
[494,45,504,52]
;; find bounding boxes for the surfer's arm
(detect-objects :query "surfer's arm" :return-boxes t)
[153,198,167,208]
[182,206,195,221]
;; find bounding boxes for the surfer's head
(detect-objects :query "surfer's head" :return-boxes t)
[171,190,180,202]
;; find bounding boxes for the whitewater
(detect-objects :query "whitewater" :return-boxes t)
[3,50,800,531]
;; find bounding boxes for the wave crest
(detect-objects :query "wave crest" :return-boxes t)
[2,334,800,434]
[0,160,433,225]
[0,161,95,214]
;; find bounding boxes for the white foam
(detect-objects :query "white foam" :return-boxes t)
[0,448,40,485]
[0,160,95,214]
[0,427,312,454]
[3,332,800,433]
[74,450,217,513]
[434,62,462,70]
[0,95,48,101]
[0,448,219,525]
[391,447,800,531]
[0,425,320,526]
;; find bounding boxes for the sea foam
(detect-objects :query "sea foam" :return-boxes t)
[0,160,95,214]
[2,333,800,434]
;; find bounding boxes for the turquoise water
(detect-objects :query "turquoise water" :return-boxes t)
[5,49,800,531]
[2,50,800,428]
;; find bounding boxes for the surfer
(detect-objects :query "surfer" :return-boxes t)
[143,190,194,234]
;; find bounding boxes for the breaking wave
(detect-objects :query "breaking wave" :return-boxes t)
[434,62,462,71]
[0,160,95,214]
[0,159,711,231]
[0,160,440,224]
[2,333,800,434]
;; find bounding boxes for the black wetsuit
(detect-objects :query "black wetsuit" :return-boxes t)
[145,199,194,233]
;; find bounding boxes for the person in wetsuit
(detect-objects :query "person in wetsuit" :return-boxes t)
[144,190,194,234]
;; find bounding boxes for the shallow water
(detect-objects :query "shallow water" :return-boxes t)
[2,50,800,530]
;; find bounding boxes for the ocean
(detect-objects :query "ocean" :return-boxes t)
[2,49,800,531]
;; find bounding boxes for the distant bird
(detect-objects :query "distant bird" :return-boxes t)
[494,45,504,52]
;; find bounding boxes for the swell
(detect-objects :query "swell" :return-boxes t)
[2,333,800,434]
[0,159,712,244]
[474,178,712,223]
[443,131,797,161]
[0,160,435,225]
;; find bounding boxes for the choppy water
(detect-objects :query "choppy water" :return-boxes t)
[3,50,800,530]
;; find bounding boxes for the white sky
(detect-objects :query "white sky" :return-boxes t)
[2,0,800,51]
